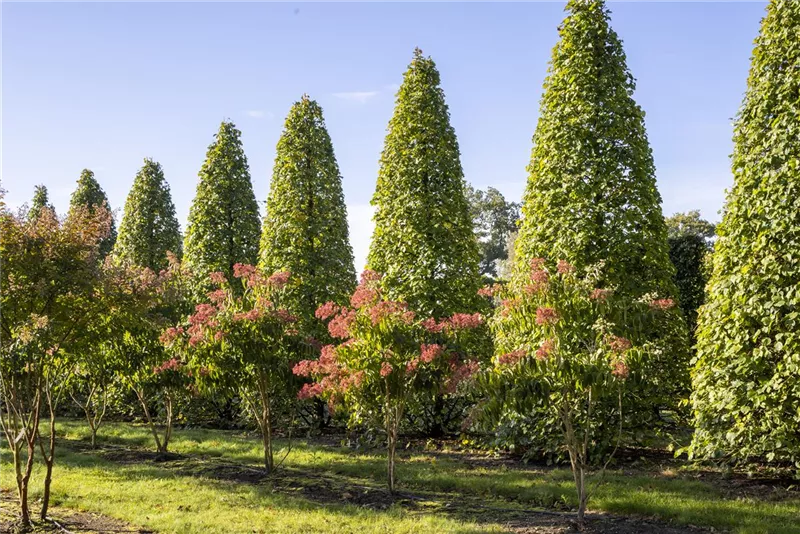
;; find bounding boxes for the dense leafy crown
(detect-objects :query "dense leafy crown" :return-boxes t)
[467,186,520,280]
[184,121,261,289]
[666,211,715,335]
[28,184,54,222]
[69,169,117,257]
[691,0,800,463]
[259,96,356,332]
[368,48,482,318]
[515,0,678,300]
[113,158,182,271]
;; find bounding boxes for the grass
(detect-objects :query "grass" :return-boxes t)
[2,420,799,533]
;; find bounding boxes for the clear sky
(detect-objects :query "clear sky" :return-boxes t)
[2,1,767,271]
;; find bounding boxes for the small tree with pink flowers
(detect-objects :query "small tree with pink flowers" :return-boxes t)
[294,270,485,493]
[162,264,303,472]
[482,258,677,528]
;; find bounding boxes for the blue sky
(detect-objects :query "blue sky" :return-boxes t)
[2,1,766,270]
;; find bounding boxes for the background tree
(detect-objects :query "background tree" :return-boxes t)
[666,211,715,335]
[184,121,261,292]
[113,159,182,272]
[466,185,520,281]
[367,48,483,319]
[69,169,117,257]
[259,95,356,336]
[27,185,54,222]
[510,0,690,434]
[691,0,800,464]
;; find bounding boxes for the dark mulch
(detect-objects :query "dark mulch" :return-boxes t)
[0,489,153,534]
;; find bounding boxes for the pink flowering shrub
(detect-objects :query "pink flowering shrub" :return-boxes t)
[481,258,677,525]
[161,264,303,473]
[293,270,485,493]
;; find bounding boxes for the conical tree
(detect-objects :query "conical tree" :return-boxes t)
[28,185,54,221]
[367,48,482,318]
[260,96,356,335]
[69,169,117,257]
[691,0,800,463]
[509,0,690,430]
[184,121,261,291]
[113,159,182,272]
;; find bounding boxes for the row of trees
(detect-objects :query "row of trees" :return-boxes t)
[2,0,797,528]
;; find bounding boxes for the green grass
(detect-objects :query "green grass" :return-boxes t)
[2,420,799,534]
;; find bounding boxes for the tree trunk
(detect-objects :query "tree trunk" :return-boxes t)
[162,390,173,454]
[257,372,274,473]
[39,388,58,520]
[385,400,403,494]
[135,388,163,453]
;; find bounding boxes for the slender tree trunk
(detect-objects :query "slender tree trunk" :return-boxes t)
[39,383,59,520]
[256,372,273,473]
[385,397,403,494]
[135,388,163,453]
[163,390,173,454]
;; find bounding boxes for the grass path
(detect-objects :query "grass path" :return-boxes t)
[1,421,799,533]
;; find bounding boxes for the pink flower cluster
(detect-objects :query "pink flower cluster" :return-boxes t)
[315,301,340,321]
[207,289,228,304]
[190,303,217,326]
[369,301,413,326]
[233,308,262,322]
[406,359,419,373]
[557,260,575,274]
[611,359,630,379]
[351,284,379,309]
[535,307,559,325]
[209,271,227,285]
[380,361,393,377]
[446,313,484,330]
[498,349,525,365]
[328,309,357,339]
[153,358,181,374]
[360,270,382,283]
[590,288,613,302]
[274,309,298,324]
[536,338,555,360]
[160,326,184,345]
[649,298,675,311]
[268,271,290,288]
[420,343,444,363]
[233,263,256,280]
[298,383,323,400]
[607,335,632,353]
[444,360,479,394]
[478,284,502,298]
[421,317,444,333]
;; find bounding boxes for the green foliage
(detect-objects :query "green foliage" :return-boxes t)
[367,48,483,319]
[184,121,261,293]
[691,0,800,465]
[69,169,117,258]
[28,185,54,222]
[666,211,715,335]
[507,0,690,439]
[259,96,356,337]
[113,159,183,272]
[481,258,667,525]
[466,186,520,280]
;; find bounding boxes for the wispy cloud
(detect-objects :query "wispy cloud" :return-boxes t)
[246,110,273,119]
[332,91,379,103]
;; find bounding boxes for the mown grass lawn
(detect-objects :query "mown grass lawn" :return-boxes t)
[1,420,799,534]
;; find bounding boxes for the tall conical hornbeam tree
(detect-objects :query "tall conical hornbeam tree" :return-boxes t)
[68,169,117,257]
[691,0,800,463]
[512,0,690,422]
[260,95,356,334]
[113,158,182,272]
[367,48,482,318]
[28,185,54,222]
[184,121,261,290]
